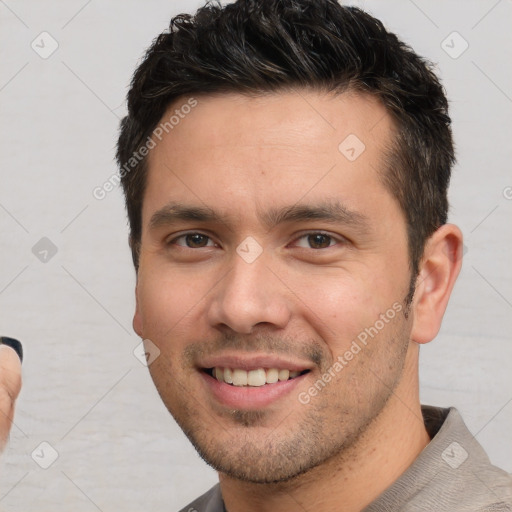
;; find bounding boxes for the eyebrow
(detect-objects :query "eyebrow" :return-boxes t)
[148,200,369,233]
[261,202,369,232]
[149,203,221,230]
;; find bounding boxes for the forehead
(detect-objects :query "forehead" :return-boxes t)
[157,89,393,151]
[143,89,396,223]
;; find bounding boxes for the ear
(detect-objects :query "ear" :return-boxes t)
[410,224,463,344]
[133,281,144,338]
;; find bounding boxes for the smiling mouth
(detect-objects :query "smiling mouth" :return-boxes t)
[204,367,310,387]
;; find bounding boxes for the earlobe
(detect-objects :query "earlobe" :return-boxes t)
[410,224,463,345]
[133,285,144,338]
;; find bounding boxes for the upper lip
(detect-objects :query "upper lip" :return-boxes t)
[198,353,313,372]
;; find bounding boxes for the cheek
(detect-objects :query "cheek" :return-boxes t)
[287,269,400,354]
[137,267,206,338]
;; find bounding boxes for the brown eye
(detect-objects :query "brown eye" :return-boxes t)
[307,234,333,249]
[185,233,210,248]
[171,233,215,248]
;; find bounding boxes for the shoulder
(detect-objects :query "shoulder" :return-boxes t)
[415,407,512,510]
[366,407,512,511]
[177,484,223,512]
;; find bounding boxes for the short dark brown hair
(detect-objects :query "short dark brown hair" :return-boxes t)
[117,0,454,281]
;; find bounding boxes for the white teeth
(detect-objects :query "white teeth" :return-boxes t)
[232,368,248,386]
[210,367,305,386]
[223,367,233,384]
[278,369,290,381]
[266,368,279,384]
[247,368,266,386]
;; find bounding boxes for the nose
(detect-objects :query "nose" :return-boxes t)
[206,254,292,334]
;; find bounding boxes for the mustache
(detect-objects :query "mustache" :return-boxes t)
[182,332,326,368]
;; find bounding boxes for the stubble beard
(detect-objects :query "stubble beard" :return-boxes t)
[154,320,411,485]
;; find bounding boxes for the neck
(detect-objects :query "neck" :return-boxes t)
[219,346,430,512]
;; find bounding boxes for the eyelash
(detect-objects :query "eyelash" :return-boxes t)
[293,231,341,249]
[170,232,218,249]
[168,231,345,250]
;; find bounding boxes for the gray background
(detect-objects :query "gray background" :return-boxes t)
[0,0,511,510]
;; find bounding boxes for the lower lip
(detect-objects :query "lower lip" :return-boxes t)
[200,371,308,410]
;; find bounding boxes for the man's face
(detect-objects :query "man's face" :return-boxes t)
[134,90,415,483]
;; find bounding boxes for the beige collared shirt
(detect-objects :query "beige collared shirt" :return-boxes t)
[179,406,512,512]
